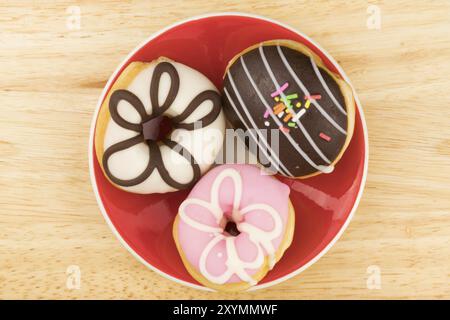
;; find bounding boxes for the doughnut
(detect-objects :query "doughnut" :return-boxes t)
[173,164,295,291]
[95,57,226,194]
[222,40,355,178]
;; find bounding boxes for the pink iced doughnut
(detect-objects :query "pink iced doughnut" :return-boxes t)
[173,164,295,291]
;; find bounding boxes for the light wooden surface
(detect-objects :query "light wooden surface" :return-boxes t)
[1,0,449,300]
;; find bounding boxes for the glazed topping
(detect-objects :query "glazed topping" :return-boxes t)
[223,44,349,177]
[178,167,285,285]
[103,61,221,189]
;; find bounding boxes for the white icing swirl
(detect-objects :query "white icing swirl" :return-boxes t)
[179,168,283,285]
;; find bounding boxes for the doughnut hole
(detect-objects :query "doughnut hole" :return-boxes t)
[142,116,173,141]
[224,221,240,237]
[220,210,244,237]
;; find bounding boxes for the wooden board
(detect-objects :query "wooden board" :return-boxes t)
[0,0,449,299]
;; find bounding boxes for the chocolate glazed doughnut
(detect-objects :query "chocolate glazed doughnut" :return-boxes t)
[222,40,355,178]
[95,58,226,194]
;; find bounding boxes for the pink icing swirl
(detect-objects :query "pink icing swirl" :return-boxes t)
[176,164,291,285]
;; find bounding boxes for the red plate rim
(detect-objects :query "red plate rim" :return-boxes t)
[88,12,369,291]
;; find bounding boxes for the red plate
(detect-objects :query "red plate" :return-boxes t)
[89,13,368,291]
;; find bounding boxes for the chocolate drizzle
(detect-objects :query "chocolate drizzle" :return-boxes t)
[103,61,221,189]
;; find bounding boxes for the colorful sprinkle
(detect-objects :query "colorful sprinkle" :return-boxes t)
[277,111,285,118]
[305,94,322,100]
[305,100,311,109]
[287,122,296,128]
[283,113,293,122]
[271,82,289,97]
[273,103,285,114]
[319,132,331,142]
[295,102,301,108]
[263,110,270,118]
[292,109,306,122]
[285,94,299,100]
[264,121,270,127]
[279,125,290,133]
[281,97,292,109]
[274,96,280,102]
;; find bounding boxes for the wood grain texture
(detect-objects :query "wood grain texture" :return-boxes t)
[0,0,449,299]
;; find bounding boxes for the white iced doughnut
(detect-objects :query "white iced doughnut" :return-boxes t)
[95,58,226,194]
